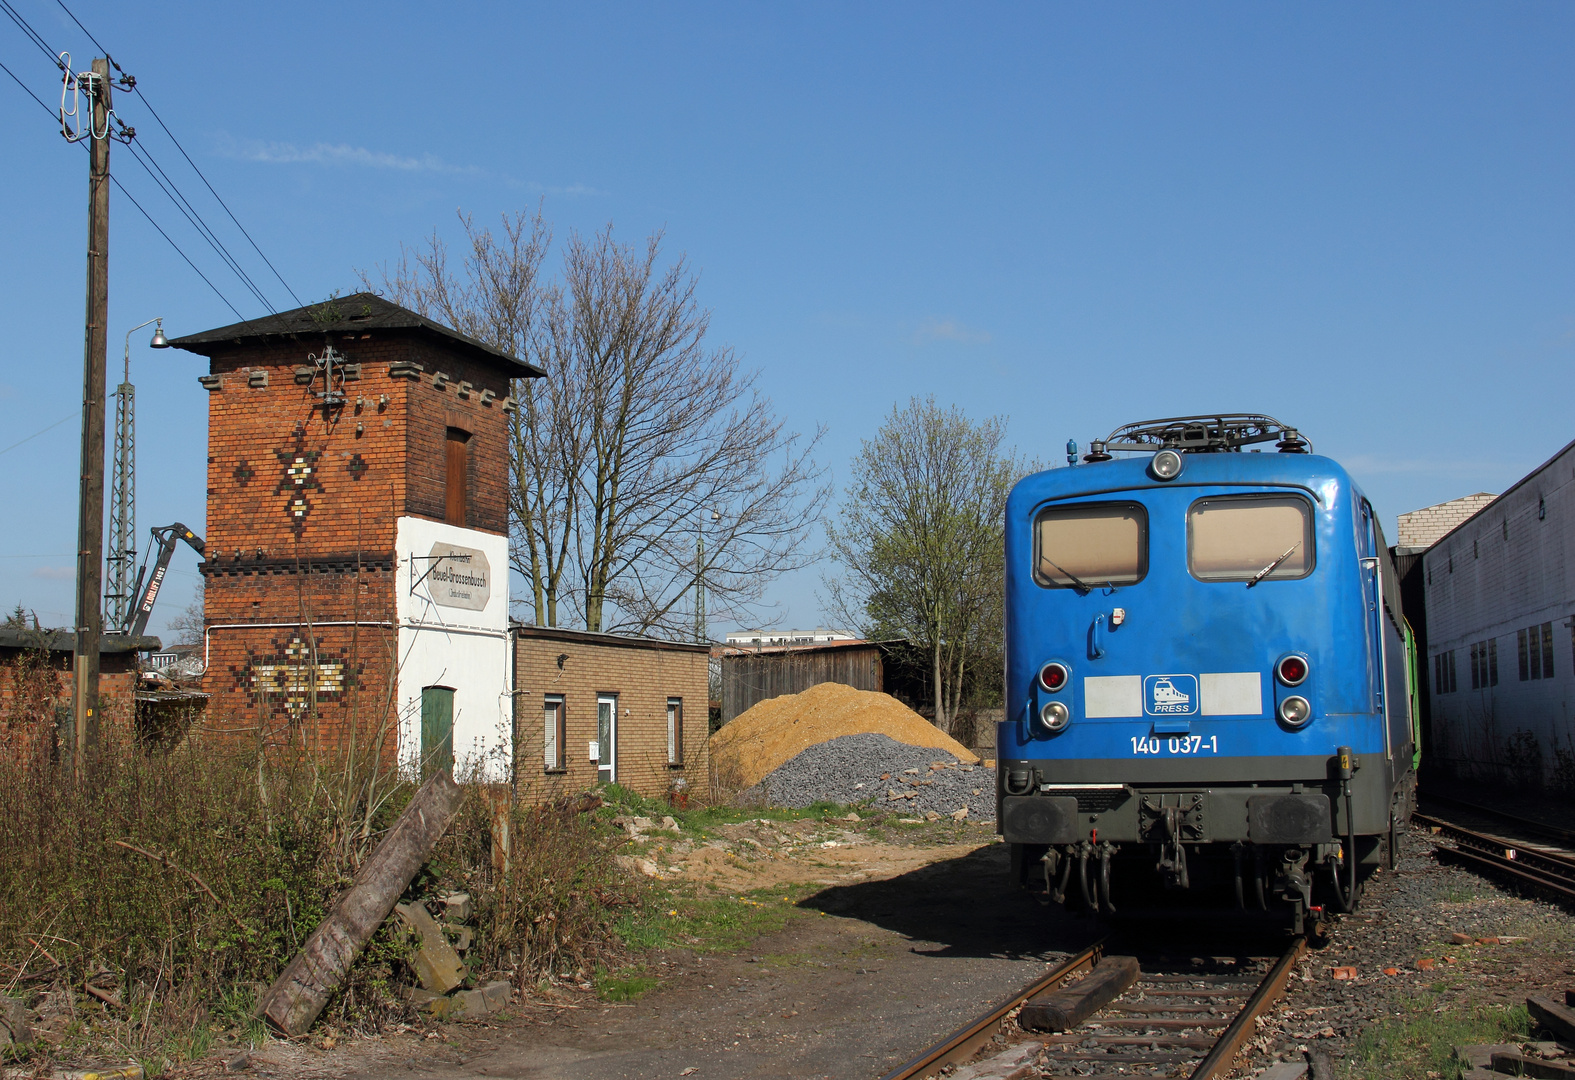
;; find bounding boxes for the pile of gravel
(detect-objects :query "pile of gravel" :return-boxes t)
[751,732,996,820]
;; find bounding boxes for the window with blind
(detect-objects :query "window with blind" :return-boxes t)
[667,698,683,766]
[544,695,566,771]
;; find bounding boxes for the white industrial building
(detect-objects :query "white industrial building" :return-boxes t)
[1422,438,1574,792]
[722,628,858,647]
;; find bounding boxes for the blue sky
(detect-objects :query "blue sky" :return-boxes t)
[1,3,1571,638]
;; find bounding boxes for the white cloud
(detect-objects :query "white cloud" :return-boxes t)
[1338,453,1529,480]
[914,318,991,345]
[30,566,74,581]
[221,136,484,176]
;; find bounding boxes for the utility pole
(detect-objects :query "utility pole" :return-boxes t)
[72,57,112,768]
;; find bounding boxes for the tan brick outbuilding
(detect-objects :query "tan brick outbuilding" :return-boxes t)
[512,626,710,805]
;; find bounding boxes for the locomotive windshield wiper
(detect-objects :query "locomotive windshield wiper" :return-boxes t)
[1246,542,1301,588]
[1041,554,1094,595]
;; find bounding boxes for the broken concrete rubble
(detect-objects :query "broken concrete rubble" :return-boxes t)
[1,994,33,1044]
[439,892,472,923]
[393,902,466,994]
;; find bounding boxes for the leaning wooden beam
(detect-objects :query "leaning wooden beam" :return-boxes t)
[255,770,464,1036]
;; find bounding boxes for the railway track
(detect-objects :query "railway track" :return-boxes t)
[1414,806,1575,903]
[881,936,1308,1080]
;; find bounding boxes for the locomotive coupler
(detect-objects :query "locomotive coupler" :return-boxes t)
[1151,804,1190,889]
[1274,847,1314,913]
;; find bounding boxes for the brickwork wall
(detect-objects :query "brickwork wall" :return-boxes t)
[0,649,138,764]
[1397,492,1498,552]
[403,353,511,535]
[199,327,512,754]
[512,630,711,806]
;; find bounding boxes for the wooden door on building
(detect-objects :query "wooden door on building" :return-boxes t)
[596,694,617,785]
[421,685,455,778]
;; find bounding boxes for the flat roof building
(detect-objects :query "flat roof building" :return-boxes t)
[1420,439,1574,795]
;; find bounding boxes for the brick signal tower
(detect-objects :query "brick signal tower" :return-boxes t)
[170,294,543,777]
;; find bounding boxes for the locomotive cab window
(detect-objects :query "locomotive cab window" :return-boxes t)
[1188,494,1314,582]
[1033,503,1148,589]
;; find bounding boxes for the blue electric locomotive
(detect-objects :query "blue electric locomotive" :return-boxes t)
[998,415,1417,931]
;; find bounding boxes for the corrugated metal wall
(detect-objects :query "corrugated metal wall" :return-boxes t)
[720,645,884,723]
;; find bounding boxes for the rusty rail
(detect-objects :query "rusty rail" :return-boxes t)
[1188,937,1308,1080]
[877,938,1105,1080]
[1415,812,1575,903]
[882,934,1309,1080]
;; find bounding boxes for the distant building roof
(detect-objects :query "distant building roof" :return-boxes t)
[723,628,857,645]
[0,628,160,653]
[1396,493,1498,553]
[169,292,546,379]
[511,623,711,654]
[716,637,900,658]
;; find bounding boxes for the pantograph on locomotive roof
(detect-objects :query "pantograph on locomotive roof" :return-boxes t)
[1082,413,1310,462]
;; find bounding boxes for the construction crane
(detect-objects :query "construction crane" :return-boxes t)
[122,523,205,639]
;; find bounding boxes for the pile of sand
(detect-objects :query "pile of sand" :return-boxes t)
[709,682,978,793]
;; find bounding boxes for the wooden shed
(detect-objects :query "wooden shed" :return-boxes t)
[717,638,895,723]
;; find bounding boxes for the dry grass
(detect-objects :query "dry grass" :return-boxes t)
[0,736,641,1070]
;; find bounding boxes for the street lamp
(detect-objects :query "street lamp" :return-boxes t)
[106,318,170,632]
[695,508,720,643]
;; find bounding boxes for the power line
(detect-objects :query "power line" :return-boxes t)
[111,174,244,320]
[129,89,304,309]
[0,52,53,114]
[122,137,276,313]
[53,0,303,308]
[0,0,61,68]
[1,42,246,318]
[8,0,298,316]
[0,411,75,457]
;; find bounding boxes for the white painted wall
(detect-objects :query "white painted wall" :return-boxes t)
[1423,439,1575,786]
[395,516,511,781]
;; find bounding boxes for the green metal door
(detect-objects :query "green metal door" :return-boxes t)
[421,686,455,779]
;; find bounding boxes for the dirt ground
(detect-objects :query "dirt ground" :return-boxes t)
[66,809,1570,1080]
[226,821,1101,1080]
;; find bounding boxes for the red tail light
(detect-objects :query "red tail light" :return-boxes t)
[1039,662,1069,692]
[1277,655,1309,686]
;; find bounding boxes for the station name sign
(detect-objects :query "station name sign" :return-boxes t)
[422,542,491,611]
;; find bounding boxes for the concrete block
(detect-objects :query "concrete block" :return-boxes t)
[0,995,31,1043]
[440,892,473,923]
[1454,1044,1523,1071]
[393,902,466,993]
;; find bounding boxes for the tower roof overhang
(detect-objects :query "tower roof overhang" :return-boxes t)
[168,292,546,379]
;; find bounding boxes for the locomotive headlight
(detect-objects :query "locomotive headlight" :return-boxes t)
[1278,695,1312,728]
[1038,701,1071,733]
[1150,449,1184,481]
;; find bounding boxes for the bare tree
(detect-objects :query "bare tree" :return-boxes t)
[365,212,828,639]
[167,578,205,646]
[825,397,1021,734]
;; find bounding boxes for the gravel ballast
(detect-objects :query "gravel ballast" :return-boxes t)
[751,732,996,819]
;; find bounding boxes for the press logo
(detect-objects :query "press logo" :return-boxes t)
[1144,674,1199,716]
